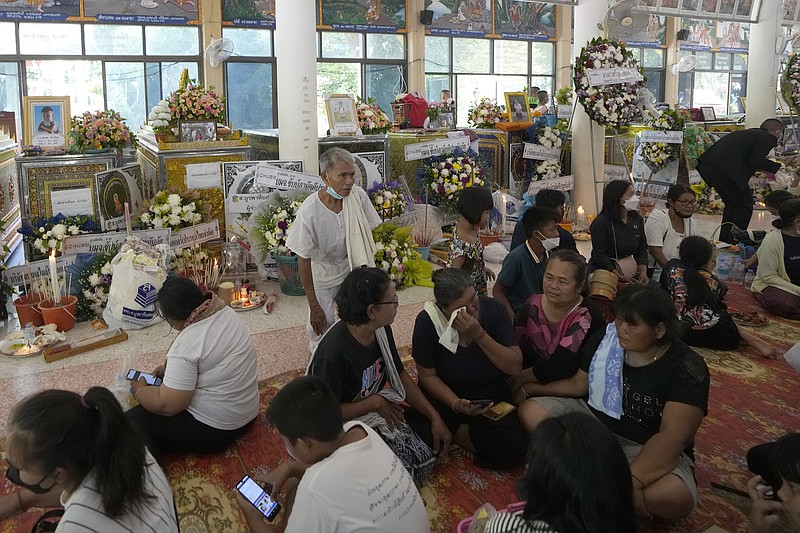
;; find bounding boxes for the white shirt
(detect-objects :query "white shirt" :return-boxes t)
[57,451,178,533]
[163,306,259,430]
[645,209,695,281]
[286,186,381,290]
[286,422,430,533]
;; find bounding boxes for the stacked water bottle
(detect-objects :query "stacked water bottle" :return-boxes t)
[716,252,755,288]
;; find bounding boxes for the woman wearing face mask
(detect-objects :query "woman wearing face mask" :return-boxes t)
[493,206,562,320]
[589,180,649,284]
[645,184,697,282]
[752,198,800,319]
[449,186,496,295]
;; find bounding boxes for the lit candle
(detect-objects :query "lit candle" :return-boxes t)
[212,258,219,288]
[49,250,61,304]
[501,193,507,233]
[124,202,132,236]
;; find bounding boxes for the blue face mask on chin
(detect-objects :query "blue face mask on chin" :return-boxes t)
[326,186,344,200]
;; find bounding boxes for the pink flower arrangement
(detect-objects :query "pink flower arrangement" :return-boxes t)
[356,98,392,135]
[168,81,226,124]
[70,110,133,151]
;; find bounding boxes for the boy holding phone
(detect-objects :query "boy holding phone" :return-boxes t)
[236,376,429,533]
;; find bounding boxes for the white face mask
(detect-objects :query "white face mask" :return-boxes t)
[536,231,560,251]
[623,195,640,211]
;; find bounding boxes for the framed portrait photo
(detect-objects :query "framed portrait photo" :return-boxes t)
[325,94,359,136]
[700,106,717,121]
[23,96,70,151]
[95,164,145,231]
[179,120,217,143]
[504,92,531,123]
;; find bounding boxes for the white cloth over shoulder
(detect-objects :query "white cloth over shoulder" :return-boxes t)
[423,301,466,354]
[344,192,377,269]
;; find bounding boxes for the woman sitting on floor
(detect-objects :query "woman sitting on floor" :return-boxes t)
[0,387,178,532]
[519,284,710,521]
[482,412,636,533]
[411,268,528,470]
[511,250,606,405]
[752,199,800,320]
[746,433,800,533]
[661,235,774,357]
[127,277,259,456]
[307,266,451,483]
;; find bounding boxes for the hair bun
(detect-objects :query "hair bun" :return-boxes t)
[773,218,787,229]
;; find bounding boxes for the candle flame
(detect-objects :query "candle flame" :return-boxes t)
[577,205,585,214]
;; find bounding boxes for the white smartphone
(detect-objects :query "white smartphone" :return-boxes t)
[236,475,281,521]
[125,369,163,386]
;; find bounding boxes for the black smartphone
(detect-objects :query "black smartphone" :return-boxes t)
[469,398,493,406]
[126,369,163,386]
[236,475,281,521]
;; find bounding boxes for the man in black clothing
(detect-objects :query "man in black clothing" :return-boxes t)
[697,118,784,243]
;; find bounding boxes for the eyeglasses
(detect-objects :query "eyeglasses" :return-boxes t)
[674,199,696,206]
[375,297,399,309]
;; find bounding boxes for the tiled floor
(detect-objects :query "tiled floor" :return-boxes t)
[0,211,773,428]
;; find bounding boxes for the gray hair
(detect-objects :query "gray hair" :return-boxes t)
[431,268,474,307]
[319,147,356,175]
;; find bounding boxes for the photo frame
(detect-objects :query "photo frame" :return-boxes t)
[504,92,531,123]
[436,111,455,130]
[325,94,360,136]
[23,96,70,151]
[95,164,145,231]
[700,106,717,121]
[179,120,217,142]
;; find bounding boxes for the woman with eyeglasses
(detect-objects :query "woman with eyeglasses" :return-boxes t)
[307,267,451,483]
[645,184,697,283]
[0,387,178,531]
[126,277,259,457]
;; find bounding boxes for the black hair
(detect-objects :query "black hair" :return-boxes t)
[41,106,53,114]
[599,180,634,222]
[612,284,681,346]
[774,433,800,484]
[431,268,473,307]
[760,118,785,134]
[456,186,493,225]
[677,236,720,311]
[667,184,694,204]
[266,376,342,445]
[522,413,635,533]
[156,276,209,321]
[765,190,796,210]
[535,189,566,211]
[334,267,392,325]
[773,198,800,229]
[546,250,587,291]
[7,387,153,518]
[522,206,561,239]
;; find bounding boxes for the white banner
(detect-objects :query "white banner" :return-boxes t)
[557,105,572,119]
[527,175,574,195]
[255,164,324,191]
[404,136,470,161]
[604,165,630,181]
[523,142,561,160]
[185,162,222,189]
[61,229,171,255]
[227,193,273,214]
[586,67,644,87]
[169,220,220,249]
[3,256,76,287]
[640,130,684,143]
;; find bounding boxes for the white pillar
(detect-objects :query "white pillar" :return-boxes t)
[275,0,319,172]
[555,6,573,91]
[746,0,781,128]
[407,0,426,96]
[571,0,608,216]
[664,17,679,105]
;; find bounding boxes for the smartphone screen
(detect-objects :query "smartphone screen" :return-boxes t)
[126,369,163,386]
[236,475,281,521]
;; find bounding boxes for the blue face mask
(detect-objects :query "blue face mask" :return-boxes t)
[326,186,344,200]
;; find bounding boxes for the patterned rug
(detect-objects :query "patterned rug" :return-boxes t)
[0,285,797,532]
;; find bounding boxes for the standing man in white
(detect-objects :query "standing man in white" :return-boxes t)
[286,148,382,354]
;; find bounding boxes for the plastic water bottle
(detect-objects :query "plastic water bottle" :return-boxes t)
[22,322,35,346]
[744,269,755,289]
[716,254,732,281]
[732,261,746,285]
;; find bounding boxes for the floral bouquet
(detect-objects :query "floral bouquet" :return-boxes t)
[169,246,209,274]
[70,110,134,152]
[368,180,409,220]
[420,150,486,213]
[781,53,800,115]
[147,99,173,132]
[640,141,676,174]
[356,98,392,135]
[372,223,428,290]
[537,125,563,148]
[138,188,208,231]
[574,37,644,128]
[467,98,504,129]
[19,214,98,258]
[533,159,561,181]
[74,250,116,322]
[169,79,225,125]
[649,107,684,131]
[555,86,575,105]
[683,124,715,169]
[692,182,723,214]
[248,190,308,261]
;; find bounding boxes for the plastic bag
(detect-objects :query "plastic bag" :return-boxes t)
[467,503,497,533]
[484,242,509,264]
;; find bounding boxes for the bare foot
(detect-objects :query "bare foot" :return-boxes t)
[740,330,777,358]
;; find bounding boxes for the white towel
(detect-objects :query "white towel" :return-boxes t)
[424,301,466,354]
[344,193,377,270]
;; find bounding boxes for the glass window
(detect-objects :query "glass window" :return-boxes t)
[531,42,554,74]
[714,52,731,69]
[693,71,729,116]
[453,38,490,74]
[226,63,273,130]
[321,32,363,59]
[145,26,199,56]
[26,60,104,110]
[642,48,664,68]
[644,70,665,101]
[223,28,272,57]
[366,34,404,60]
[530,75,553,95]
[678,71,693,107]
[85,25,143,56]
[0,23,16,55]
[146,61,199,106]
[693,51,713,69]
[425,36,450,73]
[426,74,451,103]
[366,64,403,115]
[733,53,748,70]
[20,23,82,56]
[317,62,360,134]
[105,62,146,132]
[0,62,21,137]
[494,40,528,74]
[729,72,746,113]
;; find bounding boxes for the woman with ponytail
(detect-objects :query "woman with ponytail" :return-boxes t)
[1,387,178,531]
[661,235,774,357]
